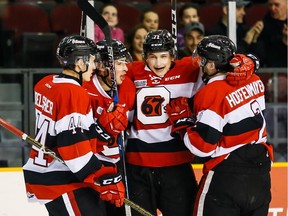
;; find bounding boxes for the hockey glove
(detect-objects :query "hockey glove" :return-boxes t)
[227,53,260,86]
[98,173,125,207]
[98,104,128,136]
[166,97,195,137]
[84,165,125,207]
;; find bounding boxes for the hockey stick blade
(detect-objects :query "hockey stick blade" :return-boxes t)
[78,0,117,98]
[77,0,111,44]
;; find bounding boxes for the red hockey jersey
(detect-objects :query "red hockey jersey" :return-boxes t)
[23,75,102,204]
[126,57,203,167]
[183,74,273,173]
[83,75,136,164]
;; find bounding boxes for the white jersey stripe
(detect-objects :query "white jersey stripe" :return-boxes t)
[129,125,174,143]
[65,151,94,173]
[62,193,75,216]
[197,171,214,216]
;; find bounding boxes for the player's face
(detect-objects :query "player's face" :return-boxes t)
[82,55,96,82]
[145,51,174,77]
[142,12,159,31]
[115,57,128,85]
[181,7,199,25]
[133,28,148,54]
[101,5,118,27]
[200,59,217,75]
[184,30,204,53]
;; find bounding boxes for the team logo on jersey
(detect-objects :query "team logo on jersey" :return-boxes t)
[27,192,35,199]
[134,80,147,88]
[149,74,162,85]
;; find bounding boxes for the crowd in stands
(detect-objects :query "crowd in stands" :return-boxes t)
[0,0,287,68]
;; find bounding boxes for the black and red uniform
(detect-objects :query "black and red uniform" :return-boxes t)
[183,74,273,216]
[125,57,203,216]
[23,74,106,215]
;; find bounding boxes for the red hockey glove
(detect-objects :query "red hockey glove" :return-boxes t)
[84,165,125,207]
[227,53,260,86]
[166,97,195,137]
[98,173,125,207]
[98,104,128,136]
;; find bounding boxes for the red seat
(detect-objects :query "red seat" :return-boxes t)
[115,4,141,33]
[198,4,222,32]
[245,4,269,27]
[1,3,50,42]
[50,3,82,37]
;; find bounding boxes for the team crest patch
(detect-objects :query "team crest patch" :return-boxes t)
[134,80,147,88]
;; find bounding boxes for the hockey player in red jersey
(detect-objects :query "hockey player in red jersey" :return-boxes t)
[166,35,273,216]
[83,39,135,216]
[83,39,135,164]
[23,35,125,216]
[125,29,200,216]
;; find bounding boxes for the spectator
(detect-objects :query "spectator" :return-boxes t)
[94,4,125,42]
[178,21,205,59]
[207,0,264,54]
[177,3,200,49]
[254,0,287,67]
[126,24,148,61]
[140,10,159,31]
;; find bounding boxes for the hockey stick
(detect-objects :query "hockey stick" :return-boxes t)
[171,0,178,59]
[0,117,65,164]
[0,117,155,216]
[80,10,86,37]
[78,1,150,216]
[76,2,133,215]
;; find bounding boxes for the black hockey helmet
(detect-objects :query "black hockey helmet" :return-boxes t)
[56,35,97,68]
[143,29,175,58]
[196,35,236,71]
[95,39,132,63]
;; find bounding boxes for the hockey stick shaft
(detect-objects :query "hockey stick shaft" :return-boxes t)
[80,11,86,37]
[0,117,64,164]
[171,0,178,59]
[77,1,133,216]
[0,116,155,216]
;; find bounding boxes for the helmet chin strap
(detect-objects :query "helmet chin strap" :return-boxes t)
[69,62,89,86]
[97,69,114,97]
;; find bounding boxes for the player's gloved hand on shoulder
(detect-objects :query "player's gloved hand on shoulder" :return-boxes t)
[227,53,260,86]
[84,165,125,207]
[165,97,195,137]
[98,104,128,136]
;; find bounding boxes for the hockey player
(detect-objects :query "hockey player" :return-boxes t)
[125,29,200,216]
[23,35,125,216]
[83,39,134,165]
[166,35,273,216]
[83,39,135,216]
